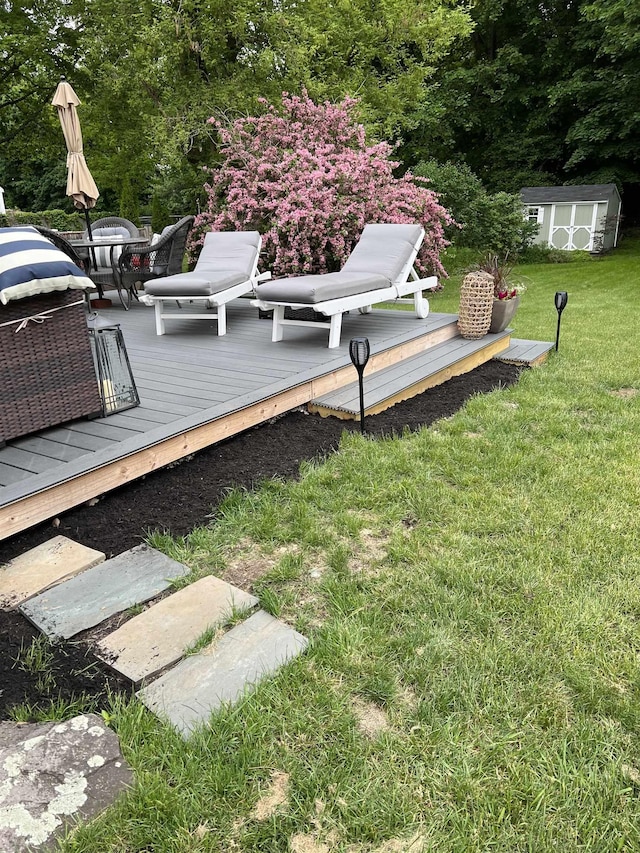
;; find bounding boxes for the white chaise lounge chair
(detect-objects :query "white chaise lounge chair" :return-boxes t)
[252,223,437,348]
[141,230,269,336]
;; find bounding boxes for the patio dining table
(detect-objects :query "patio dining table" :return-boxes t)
[70,236,150,304]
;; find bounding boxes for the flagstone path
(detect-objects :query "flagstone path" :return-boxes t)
[4,536,308,734]
[1,535,308,847]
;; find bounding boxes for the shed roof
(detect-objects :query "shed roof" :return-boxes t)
[520,184,620,204]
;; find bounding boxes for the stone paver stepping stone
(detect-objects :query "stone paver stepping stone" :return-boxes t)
[19,544,189,640]
[0,536,105,610]
[96,575,258,684]
[0,713,132,852]
[138,609,308,737]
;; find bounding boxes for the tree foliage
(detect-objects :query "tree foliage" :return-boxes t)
[1,0,472,213]
[0,1,83,207]
[551,0,640,183]
[406,0,640,192]
[2,0,638,220]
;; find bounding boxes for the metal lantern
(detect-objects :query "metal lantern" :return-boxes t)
[87,314,140,416]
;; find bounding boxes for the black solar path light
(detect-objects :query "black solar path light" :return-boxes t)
[554,291,568,351]
[349,337,370,435]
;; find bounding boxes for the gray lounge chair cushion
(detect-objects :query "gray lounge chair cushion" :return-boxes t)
[256,271,389,304]
[343,223,423,281]
[255,223,423,304]
[145,271,249,297]
[144,230,260,297]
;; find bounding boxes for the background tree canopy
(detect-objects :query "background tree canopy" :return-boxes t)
[1,0,638,224]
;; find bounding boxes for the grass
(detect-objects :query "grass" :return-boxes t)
[12,635,56,693]
[58,236,640,852]
[9,695,100,724]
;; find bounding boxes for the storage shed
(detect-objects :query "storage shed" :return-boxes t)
[520,184,622,252]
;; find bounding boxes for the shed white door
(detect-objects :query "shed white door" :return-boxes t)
[550,203,597,251]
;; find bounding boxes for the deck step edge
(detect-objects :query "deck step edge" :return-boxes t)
[311,331,511,415]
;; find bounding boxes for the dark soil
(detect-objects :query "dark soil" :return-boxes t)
[0,360,522,720]
[0,611,133,720]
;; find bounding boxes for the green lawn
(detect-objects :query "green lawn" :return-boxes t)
[62,238,640,852]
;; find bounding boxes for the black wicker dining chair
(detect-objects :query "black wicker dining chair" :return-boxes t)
[77,218,145,309]
[117,215,195,307]
[83,216,140,239]
[33,225,88,269]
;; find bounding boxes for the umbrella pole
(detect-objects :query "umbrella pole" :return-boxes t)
[82,203,98,271]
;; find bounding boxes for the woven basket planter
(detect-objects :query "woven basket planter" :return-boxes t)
[457,271,494,339]
[0,290,102,444]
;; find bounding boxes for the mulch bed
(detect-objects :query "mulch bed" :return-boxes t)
[0,360,522,720]
[0,611,133,719]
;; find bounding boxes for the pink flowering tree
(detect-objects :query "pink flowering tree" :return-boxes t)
[190,91,453,278]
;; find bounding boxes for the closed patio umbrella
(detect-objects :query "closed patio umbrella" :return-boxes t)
[51,77,99,242]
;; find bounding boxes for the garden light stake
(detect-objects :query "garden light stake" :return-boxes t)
[554,291,568,351]
[349,337,370,434]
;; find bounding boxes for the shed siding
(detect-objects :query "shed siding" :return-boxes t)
[538,206,551,245]
[595,201,610,251]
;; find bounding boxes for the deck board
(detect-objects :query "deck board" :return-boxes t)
[93,407,187,426]
[60,421,143,441]
[11,436,93,463]
[495,338,553,364]
[39,427,117,452]
[0,463,34,486]
[0,446,65,475]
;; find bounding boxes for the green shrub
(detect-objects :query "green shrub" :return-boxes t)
[41,209,85,230]
[0,209,85,230]
[119,176,140,225]
[0,209,119,231]
[151,193,171,233]
[440,245,483,275]
[415,159,538,255]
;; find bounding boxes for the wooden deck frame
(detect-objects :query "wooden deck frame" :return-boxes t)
[1,301,548,544]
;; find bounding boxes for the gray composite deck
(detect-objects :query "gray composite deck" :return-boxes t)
[0,296,457,511]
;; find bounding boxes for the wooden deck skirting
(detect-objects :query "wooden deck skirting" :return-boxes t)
[0,306,462,542]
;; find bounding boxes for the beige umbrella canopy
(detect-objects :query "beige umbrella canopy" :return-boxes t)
[51,78,99,212]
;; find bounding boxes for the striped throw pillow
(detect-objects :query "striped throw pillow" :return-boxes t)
[90,237,124,269]
[0,226,94,305]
